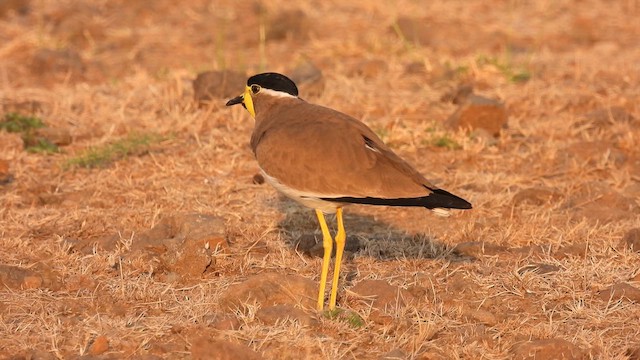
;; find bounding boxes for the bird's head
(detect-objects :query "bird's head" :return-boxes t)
[225,72,299,118]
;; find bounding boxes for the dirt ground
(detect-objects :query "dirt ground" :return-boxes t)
[1,0,640,359]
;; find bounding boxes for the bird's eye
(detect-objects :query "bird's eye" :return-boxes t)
[250,84,261,94]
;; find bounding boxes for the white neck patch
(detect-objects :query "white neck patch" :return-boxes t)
[259,88,297,99]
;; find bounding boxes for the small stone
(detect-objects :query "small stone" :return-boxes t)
[351,279,415,311]
[554,242,588,260]
[511,338,584,360]
[220,272,316,310]
[445,94,508,136]
[518,263,560,276]
[193,70,246,106]
[564,182,638,224]
[582,106,635,128]
[0,0,30,16]
[289,61,324,97]
[440,83,474,104]
[131,213,226,281]
[512,187,562,206]
[294,234,319,255]
[266,10,309,41]
[598,283,640,303]
[191,337,263,360]
[463,308,498,326]
[453,241,508,258]
[0,159,13,185]
[256,304,317,327]
[33,127,72,146]
[380,348,407,359]
[0,264,60,290]
[22,275,43,289]
[627,346,640,360]
[211,316,241,331]
[562,141,627,167]
[348,59,389,79]
[392,16,431,46]
[30,48,85,81]
[88,335,109,356]
[620,228,640,252]
[65,274,97,292]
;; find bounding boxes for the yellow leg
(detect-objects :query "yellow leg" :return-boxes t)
[315,209,333,311]
[329,207,346,310]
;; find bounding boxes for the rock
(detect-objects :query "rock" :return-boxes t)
[347,59,389,79]
[562,141,627,167]
[220,272,316,310]
[351,279,415,324]
[33,127,72,146]
[64,213,226,278]
[65,274,97,292]
[631,273,640,283]
[404,61,426,75]
[462,308,498,326]
[392,16,431,46]
[512,187,562,206]
[620,228,640,252]
[0,0,30,16]
[289,61,324,97]
[88,335,109,356]
[445,94,508,136]
[0,264,60,291]
[0,158,13,185]
[440,83,474,105]
[191,337,262,360]
[554,242,588,260]
[211,316,241,331]
[30,48,86,81]
[64,234,119,254]
[517,263,560,276]
[380,348,407,359]
[564,182,638,224]
[132,213,226,281]
[193,70,246,106]
[266,9,309,41]
[511,339,584,360]
[417,350,447,360]
[598,283,640,303]
[628,346,640,360]
[453,241,508,258]
[294,233,361,258]
[581,106,636,128]
[256,304,317,327]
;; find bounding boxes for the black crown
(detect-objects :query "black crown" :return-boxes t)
[247,73,299,97]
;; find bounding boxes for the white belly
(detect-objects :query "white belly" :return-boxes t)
[259,168,341,213]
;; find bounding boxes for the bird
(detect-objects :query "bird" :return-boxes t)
[226,72,472,311]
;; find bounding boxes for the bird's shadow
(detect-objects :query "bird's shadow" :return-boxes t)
[273,196,461,263]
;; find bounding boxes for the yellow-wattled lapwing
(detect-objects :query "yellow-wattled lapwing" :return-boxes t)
[226,72,471,311]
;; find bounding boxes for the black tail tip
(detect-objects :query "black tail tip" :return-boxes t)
[426,188,472,210]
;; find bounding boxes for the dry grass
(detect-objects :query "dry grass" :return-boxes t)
[1,0,640,358]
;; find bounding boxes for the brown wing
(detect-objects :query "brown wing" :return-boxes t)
[253,100,436,199]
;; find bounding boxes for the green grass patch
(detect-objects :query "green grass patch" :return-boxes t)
[476,54,531,83]
[0,112,60,154]
[324,308,365,328]
[65,133,164,169]
[26,138,60,154]
[431,135,461,150]
[0,112,45,133]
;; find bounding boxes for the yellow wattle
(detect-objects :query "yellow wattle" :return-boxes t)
[243,86,256,118]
